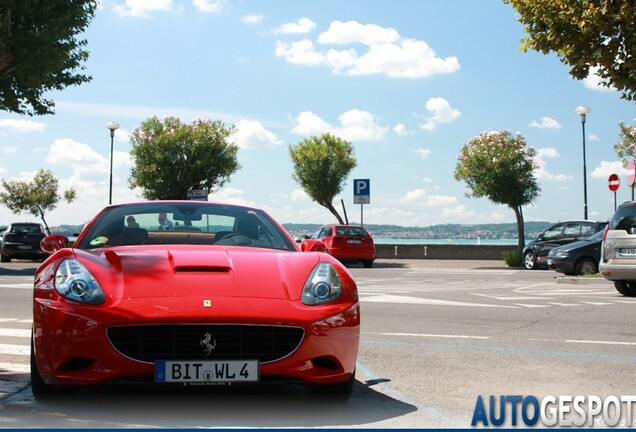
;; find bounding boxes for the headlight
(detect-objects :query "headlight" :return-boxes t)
[55,259,105,304]
[301,262,343,305]
[554,251,569,258]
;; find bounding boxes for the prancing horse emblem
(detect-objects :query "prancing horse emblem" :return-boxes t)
[200,332,216,356]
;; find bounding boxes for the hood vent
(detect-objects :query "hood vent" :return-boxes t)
[174,265,231,273]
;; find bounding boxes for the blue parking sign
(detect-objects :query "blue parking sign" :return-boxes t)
[353,179,370,204]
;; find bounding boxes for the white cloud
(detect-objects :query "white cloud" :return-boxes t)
[0,145,17,154]
[588,133,601,142]
[290,189,309,201]
[393,123,410,136]
[231,120,282,149]
[275,40,325,66]
[0,118,46,133]
[591,160,627,178]
[291,111,332,136]
[192,0,222,13]
[276,20,460,78]
[399,188,457,206]
[317,20,399,46]
[291,109,388,142]
[415,148,431,159]
[530,116,562,129]
[537,148,559,158]
[534,147,571,182]
[242,14,263,24]
[419,97,461,131]
[112,0,177,18]
[272,18,316,35]
[583,66,614,93]
[45,138,132,183]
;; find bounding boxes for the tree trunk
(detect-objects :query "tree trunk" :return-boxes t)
[38,209,50,235]
[323,201,344,224]
[513,205,525,255]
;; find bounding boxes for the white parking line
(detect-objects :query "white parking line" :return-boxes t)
[0,283,33,290]
[377,332,490,340]
[0,344,29,356]
[0,328,30,338]
[360,294,520,308]
[566,340,636,346]
[0,362,29,373]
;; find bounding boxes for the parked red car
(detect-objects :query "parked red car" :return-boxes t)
[31,201,360,400]
[302,225,376,268]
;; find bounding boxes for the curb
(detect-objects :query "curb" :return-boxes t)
[555,276,612,285]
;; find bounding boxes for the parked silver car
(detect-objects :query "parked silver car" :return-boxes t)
[599,201,636,296]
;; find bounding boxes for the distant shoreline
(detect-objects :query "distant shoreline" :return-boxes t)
[373,238,518,246]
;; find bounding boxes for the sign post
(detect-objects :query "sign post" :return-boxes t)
[608,173,620,211]
[628,160,635,200]
[353,179,370,226]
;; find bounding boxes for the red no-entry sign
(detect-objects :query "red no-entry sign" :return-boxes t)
[628,160,635,186]
[608,173,620,192]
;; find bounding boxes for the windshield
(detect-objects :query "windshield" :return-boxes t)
[74,202,296,252]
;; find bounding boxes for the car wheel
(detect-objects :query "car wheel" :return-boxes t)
[575,258,597,276]
[613,281,636,297]
[0,253,10,263]
[30,335,58,400]
[305,370,355,400]
[362,260,373,268]
[523,251,537,270]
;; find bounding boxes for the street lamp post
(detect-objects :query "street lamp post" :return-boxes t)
[575,105,591,220]
[105,122,120,205]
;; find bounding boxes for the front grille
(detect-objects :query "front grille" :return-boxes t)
[108,324,304,364]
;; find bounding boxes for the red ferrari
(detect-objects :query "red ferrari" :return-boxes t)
[31,201,359,400]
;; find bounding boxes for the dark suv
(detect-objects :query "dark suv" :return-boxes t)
[0,222,47,262]
[523,220,608,270]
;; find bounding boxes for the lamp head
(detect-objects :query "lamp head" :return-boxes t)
[575,105,591,122]
[105,121,120,137]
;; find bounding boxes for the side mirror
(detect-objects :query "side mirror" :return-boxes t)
[40,234,69,254]
[302,240,328,253]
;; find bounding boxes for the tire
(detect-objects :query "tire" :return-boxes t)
[523,251,537,270]
[613,281,636,297]
[574,258,597,276]
[362,260,374,268]
[0,253,10,263]
[305,370,355,400]
[30,334,58,400]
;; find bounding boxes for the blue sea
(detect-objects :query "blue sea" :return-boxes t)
[373,238,518,246]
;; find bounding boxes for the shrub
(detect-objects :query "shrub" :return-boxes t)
[502,249,522,267]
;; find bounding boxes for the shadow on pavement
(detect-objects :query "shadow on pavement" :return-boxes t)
[17,379,417,428]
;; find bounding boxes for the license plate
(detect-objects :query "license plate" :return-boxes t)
[17,245,32,250]
[617,248,636,257]
[347,239,362,244]
[154,360,259,383]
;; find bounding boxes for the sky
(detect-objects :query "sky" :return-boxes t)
[1,0,635,228]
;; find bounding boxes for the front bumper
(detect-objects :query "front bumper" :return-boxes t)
[33,298,360,387]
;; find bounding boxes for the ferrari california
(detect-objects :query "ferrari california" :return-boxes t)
[31,201,360,400]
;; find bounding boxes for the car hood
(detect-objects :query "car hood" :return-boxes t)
[68,246,324,303]
[549,238,599,255]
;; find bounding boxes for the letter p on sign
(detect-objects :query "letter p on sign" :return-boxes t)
[353,179,370,204]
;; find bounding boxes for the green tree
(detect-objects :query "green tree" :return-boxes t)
[289,133,357,224]
[612,120,636,166]
[504,0,636,101]
[0,0,97,115]
[454,130,540,252]
[0,169,76,234]
[129,116,240,200]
